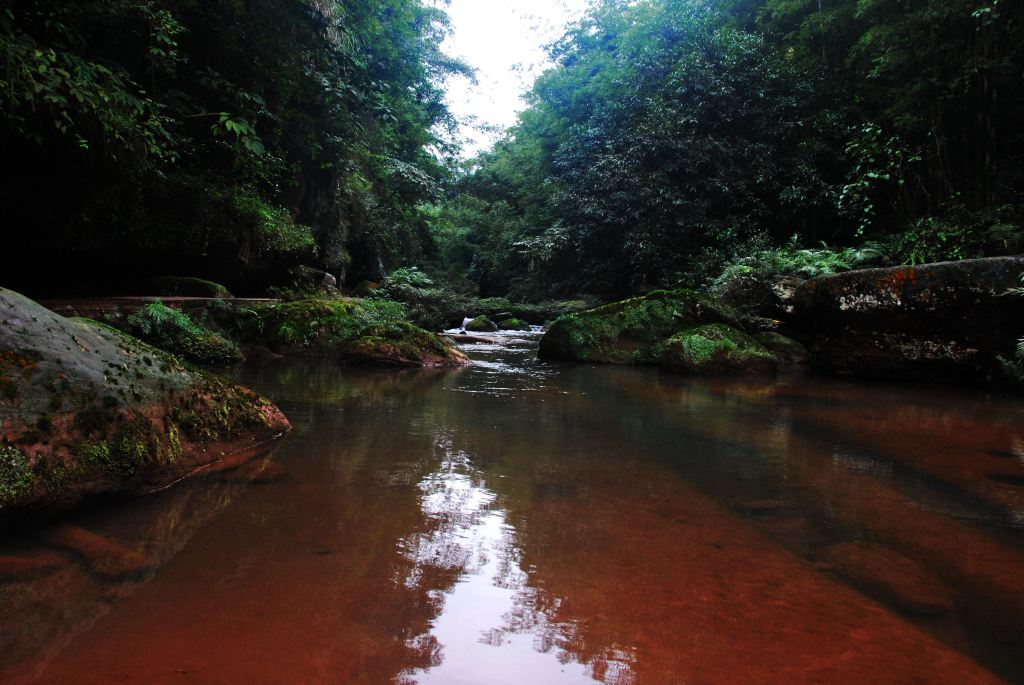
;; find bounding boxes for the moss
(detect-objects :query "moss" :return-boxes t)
[497,318,531,331]
[465,315,498,332]
[0,444,33,508]
[658,324,777,375]
[538,289,742,364]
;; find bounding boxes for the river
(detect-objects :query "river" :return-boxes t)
[2,329,1024,684]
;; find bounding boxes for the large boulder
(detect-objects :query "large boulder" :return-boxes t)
[658,324,777,375]
[538,289,742,364]
[793,256,1024,381]
[0,288,289,517]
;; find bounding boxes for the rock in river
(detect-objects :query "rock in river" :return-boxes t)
[0,288,290,518]
[792,256,1024,382]
[538,289,742,364]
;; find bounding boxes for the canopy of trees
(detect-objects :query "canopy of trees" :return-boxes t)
[3,0,1022,300]
[429,0,1024,299]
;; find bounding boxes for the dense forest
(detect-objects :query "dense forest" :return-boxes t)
[2,0,1023,300]
[1,0,469,294]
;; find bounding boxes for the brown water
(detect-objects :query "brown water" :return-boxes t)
[3,330,1024,684]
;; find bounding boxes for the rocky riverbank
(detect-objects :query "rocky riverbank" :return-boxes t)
[0,289,290,520]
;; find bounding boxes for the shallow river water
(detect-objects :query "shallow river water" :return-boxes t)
[3,330,1024,684]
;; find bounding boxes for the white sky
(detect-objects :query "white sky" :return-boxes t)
[438,0,591,157]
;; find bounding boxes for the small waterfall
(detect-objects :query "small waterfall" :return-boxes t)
[460,316,472,332]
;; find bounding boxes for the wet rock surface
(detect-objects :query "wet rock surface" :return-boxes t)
[0,288,290,517]
[793,256,1024,381]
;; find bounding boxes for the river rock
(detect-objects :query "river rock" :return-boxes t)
[792,257,1024,382]
[658,324,777,375]
[815,541,955,616]
[0,288,290,517]
[714,273,804,321]
[754,332,809,365]
[43,524,154,580]
[466,315,498,333]
[538,289,743,364]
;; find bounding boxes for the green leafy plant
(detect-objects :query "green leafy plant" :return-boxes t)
[126,302,243,367]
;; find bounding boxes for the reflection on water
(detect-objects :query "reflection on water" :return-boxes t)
[1,328,1023,684]
[398,443,599,685]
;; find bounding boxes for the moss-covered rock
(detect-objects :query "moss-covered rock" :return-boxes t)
[148,276,233,299]
[0,288,289,518]
[225,298,468,367]
[465,315,498,333]
[538,289,743,364]
[497,318,531,331]
[657,324,777,375]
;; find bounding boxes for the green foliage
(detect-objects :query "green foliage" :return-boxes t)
[711,241,886,295]
[384,267,434,289]
[880,204,1024,265]
[126,302,243,367]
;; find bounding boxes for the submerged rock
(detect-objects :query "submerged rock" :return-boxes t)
[658,324,777,375]
[217,459,287,484]
[538,289,742,364]
[43,524,154,580]
[0,550,68,581]
[815,541,955,617]
[793,256,1024,382]
[0,288,290,517]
